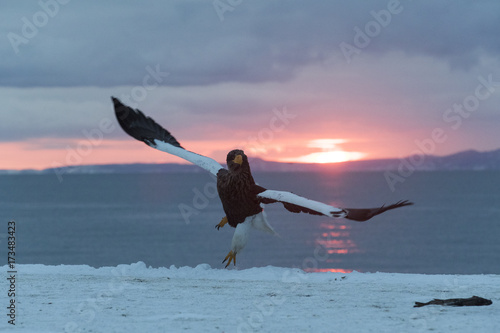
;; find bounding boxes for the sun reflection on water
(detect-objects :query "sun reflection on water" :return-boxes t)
[316,223,360,255]
[307,222,361,273]
[304,268,354,273]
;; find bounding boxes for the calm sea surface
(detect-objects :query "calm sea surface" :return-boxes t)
[1,171,499,274]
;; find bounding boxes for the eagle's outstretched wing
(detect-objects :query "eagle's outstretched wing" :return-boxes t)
[255,186,412,222]
[112,97,224,176]
[256,188,347,218]
[340,200,413,221]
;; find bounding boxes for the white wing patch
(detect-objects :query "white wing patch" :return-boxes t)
[154,140,223,176]
[257,190,346,218]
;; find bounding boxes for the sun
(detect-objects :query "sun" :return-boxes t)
[298,151,365,164]
[280,138,365,164]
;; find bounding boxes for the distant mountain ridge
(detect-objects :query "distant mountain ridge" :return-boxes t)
[2,149,500,175]
[322,148,500,172]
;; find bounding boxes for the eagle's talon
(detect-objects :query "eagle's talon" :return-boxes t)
[222,250,236,268]
[215,216,228,230]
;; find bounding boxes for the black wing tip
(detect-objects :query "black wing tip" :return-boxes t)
[111,96,126,110]
[112,97,133,123]
[111,97,184,149]
[111,96,143,139]
[378,200,413,214]
[345,199,413,222]
[393,200,414,208]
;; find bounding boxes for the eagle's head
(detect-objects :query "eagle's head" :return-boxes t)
[226,149,249,172]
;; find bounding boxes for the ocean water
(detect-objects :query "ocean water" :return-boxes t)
[1,171,499,274]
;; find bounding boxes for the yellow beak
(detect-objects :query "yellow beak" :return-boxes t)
[233,154,243,165]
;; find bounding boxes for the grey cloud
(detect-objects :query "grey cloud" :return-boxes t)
[1,1,499,88]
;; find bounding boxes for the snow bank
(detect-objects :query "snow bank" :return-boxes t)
[1,263,498,332]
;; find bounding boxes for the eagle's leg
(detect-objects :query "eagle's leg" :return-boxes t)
[222,216,252,268]
[215,216,228,230]
[222,250,236,268]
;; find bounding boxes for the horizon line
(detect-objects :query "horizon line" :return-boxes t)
[2,147,498,172]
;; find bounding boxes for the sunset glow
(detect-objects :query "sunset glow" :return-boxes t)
[289,150,366,164]
[0,135,370,171]
[280,138,366,164]
[1,2,499,173]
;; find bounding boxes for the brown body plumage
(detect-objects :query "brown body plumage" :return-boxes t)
[217,150,262,227]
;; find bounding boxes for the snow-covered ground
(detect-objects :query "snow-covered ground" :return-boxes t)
[1,262,498,332]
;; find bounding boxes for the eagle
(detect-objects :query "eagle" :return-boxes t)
[112,97,413,268]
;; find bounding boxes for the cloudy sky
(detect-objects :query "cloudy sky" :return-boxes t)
[1,0,500,170]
